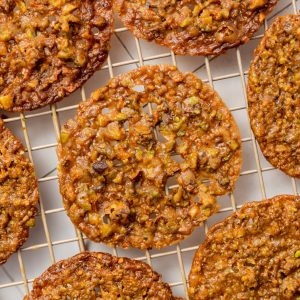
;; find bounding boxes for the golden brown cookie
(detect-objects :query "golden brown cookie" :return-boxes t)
[189,195,300,299]
[25,252,183,300]
[247,14,300,178]
[0,0,113,111]
[115,0,278,56]
[0,119,39,264]
[57,65,242,249]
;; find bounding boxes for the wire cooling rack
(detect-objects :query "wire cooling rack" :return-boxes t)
[0,1,299,299]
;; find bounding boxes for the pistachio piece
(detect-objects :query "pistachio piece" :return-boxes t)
[60,132,69,144]
[97,114,109,127]
[25,218,35,228]
[88,213,101,225]
[0,42,7,56]
[62,3,77,15]
[188,96,200,105]
[111,112,128,122]
[228,140,239,150]
[0,28,12,42]
[50,0,66,7]
[0,95,13,110]
[249,0,267,10]
[173,186,183,203]
[180,17,192,28]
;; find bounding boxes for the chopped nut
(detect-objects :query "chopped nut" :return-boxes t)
[111,113,128,122]
[100,223,112,238]
[88,213,101,225]
[173,186,183,203]
[105,122,124,140]
[28,79,39,89]
[25,219,35,228]
[228,140,239,151]
[60,132,69,144]
[199,121,209,131]
[97,114,109,127]
[0,95,13,110]
[112,172,123,184]
[249,0,267,10]
[49,0,66,7]
[0,28,12,42]
[188,152,198,169]
[62,3,78,15]
[189,205,200,219]
[180,17,192,28]
[0,42,7,56]
[188,96,200,105]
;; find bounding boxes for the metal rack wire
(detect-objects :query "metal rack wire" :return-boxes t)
[0,1,299,298]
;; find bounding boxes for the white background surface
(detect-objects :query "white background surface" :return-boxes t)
[0,1,299,299]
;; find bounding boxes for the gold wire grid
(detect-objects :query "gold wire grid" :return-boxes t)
[0,1,299,298]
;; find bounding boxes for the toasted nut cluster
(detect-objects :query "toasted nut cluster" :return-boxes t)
[115,0,278,56]
[0,0,113,111]
[57,65,242,249]
[248,14,300,178]
[189,195,300,299]
[0,119,39,264]
[25,252,183,299]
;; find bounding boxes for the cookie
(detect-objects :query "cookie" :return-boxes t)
[115,0,278,56]
[189,195,300,299]
[0,0,113,111]
[57,65,242,249]
[247,14,300,178]
[0,119,39,264]
[24,251,183,299]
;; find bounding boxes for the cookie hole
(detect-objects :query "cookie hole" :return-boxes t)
[49,15,56,23]
[142,103,150,112]
[123,121,129,130]
[94,286,100,295]
[135,180,142,192]
[162,113,171,124]
[166,175,177,188]
[202,178,210,184]
[44,47,52,55]
[149,212,157,219]
[113,159,123,167]
[32,58,45,73]
[92,27,100,35]
[65,61,77,68]
[72,8,80,16]
[175,101,182,110]
[248,218,254,225]
[13,5,20,13]
[103,214,110,224]
[156,128,167,143]
[201,179,211,188]
[279,271,287,279]
[175,137,183,145]
[244,260,255,267]
[101,108,110,115]
[150,103,157,110]
[133,85,145,92]
[172,155,184,163]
